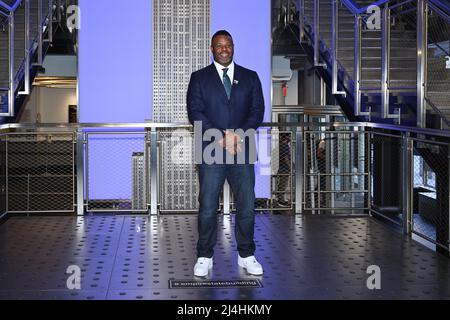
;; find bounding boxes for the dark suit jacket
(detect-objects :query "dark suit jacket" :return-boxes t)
[187,63,265,165]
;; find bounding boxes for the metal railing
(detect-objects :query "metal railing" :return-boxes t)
[297,0,450,128]
[0,0,55,117]
[0,121,448,252]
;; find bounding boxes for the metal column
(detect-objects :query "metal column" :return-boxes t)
[8,12,14,117]
[76,130,85,216]
[381,6,400,121]
[150,128,158,215]
[402,133,413,234]
[417,0,428,128]
[19,0,30,96]
[295,127,303,214]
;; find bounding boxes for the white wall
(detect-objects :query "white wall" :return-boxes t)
[272,56,298,106]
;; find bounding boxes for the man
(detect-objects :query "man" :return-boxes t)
[187,30,265,277]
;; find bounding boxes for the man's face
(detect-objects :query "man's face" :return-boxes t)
[211,35,234,67]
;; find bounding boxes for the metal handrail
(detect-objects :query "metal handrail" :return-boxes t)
[430,0,450,19]
[0,1,12,11]
[342,0,391,15]
[1,121,449,137]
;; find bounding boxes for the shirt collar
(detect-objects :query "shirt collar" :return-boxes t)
[213,60,234,79]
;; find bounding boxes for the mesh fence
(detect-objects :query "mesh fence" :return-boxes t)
[7,133,75,212]
[412,139,449,250]
[370,132,403,226]
[228,130,295,213]
[426,5,450,126]
[360,15,382,90]
[86,132,147,212]
[159,129,199,212]
[304,128,369,214]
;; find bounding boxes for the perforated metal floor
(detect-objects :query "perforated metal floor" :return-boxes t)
[0,214,449,300]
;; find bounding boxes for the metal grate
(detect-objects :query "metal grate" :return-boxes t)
[7,133,75,212]
[426,5,450,127]
[159,129,199,212]
[304,128,369,214]
[132,152,147,210]
[388,0,417,89]
[86,132,147,212]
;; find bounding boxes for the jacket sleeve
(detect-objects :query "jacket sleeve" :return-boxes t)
[240,71,265,132]
[187,72,215,133]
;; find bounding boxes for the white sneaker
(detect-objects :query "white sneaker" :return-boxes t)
[193,257,213,277]
[238,255,263,275]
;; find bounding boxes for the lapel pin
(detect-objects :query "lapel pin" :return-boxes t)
[233,80,239,85]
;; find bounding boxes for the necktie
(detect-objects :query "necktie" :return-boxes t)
[222,68,232,100]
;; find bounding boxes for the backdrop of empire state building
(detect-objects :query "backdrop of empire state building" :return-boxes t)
[152,0,211,123]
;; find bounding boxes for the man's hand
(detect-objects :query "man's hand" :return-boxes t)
[218,131,243,155]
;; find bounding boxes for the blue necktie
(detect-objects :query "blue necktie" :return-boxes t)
[222,68,231,100]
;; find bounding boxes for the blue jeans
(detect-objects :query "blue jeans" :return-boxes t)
[197,164,256,258]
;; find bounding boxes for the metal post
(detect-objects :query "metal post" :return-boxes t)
[402,133,413,234]
[358,127,365,210]
[19,0,30,95]
[320,77,326,106]
[330,131,335,214]
[150,128,158,215]
[350,129,355,208]
[381,6,400,121]
[5,135,8,213]
[295,126,303,214]
[417,0,427,128]
[76,130,85,216]
[354,15,361,116]
[381,6,390,118]
[37,0,43,66]
[332,0,346,96]
[367,131,372,213]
